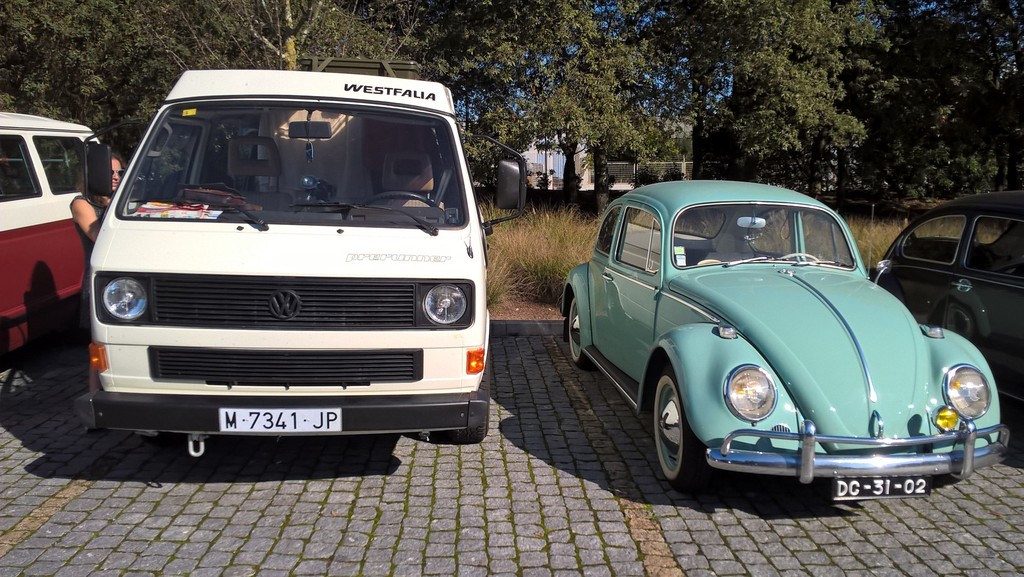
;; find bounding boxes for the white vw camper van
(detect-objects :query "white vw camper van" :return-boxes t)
[74,64,525,455]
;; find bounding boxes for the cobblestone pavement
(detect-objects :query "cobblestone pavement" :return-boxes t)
[0,329,1023,576]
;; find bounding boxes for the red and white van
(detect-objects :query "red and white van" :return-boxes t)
[0,112,92,354]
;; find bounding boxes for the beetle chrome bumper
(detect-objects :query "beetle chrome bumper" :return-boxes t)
[706,419,1010,483]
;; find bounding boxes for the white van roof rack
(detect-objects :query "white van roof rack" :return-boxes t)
[299,57,422,80]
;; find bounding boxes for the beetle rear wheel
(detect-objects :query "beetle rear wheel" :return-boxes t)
[567,295,594,370]
[654,368,712,492]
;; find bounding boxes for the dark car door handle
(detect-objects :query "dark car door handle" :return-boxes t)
[952,279,973,292]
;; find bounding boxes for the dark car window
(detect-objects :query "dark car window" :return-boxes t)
[595,205,621,256]
[34,136,84,195]
[0,136,41,201]
[967,216,1024,276]
[675,206,725,238]
[901,215,965,264]
[617,206,661,273]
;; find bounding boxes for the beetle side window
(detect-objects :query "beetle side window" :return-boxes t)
[33,136,84,195]
[617,207,661,273]
[901,215,965,264]
[0,136,41,201]
[967,216,1024,276]
[595,206,621,256]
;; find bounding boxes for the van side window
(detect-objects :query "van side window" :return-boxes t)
[901,215,965,264]
[34,136,84,195]
[0,136,40,201]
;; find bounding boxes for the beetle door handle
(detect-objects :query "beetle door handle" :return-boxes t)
[951,279,972,292]
[602,272,614,281]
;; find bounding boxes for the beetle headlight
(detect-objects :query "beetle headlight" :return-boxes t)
[944,365,991,419]
[424,284,467,325]
[725,365,777,423]
[102,277,148,321]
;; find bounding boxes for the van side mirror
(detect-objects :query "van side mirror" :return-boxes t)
[86,141,113,198]
[496,159,525,211]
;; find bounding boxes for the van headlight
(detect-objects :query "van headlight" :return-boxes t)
[424,284,467,325]
[944,365,991,419]
[724,365,777,423]
[102,277,148,320]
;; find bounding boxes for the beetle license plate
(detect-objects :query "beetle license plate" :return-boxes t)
[218,408,342,433]
[832,476,932,501]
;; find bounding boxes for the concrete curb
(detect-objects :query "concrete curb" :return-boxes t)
[490,319,562,337]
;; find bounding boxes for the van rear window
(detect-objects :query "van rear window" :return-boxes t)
[0,136,41,201]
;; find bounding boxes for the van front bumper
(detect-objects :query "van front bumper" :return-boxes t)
[74,389,489,435]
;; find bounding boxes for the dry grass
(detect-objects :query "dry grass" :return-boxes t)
[484,204,599,308]
[484,205,908,309]
[846,215,907,268]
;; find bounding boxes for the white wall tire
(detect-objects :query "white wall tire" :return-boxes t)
[654,368,712,492]
[567,295,594,370]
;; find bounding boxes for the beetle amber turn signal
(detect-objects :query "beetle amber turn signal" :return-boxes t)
[934,406,959,432]
[89,342,109,373]
[466,348,486,375]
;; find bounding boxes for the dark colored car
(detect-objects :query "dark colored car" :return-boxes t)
[874,191,1024,400]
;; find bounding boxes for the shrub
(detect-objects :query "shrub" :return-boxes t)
[484,205,599,307]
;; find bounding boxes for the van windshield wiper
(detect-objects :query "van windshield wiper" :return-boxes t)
[291,202,439,236]
[224,206,269,231]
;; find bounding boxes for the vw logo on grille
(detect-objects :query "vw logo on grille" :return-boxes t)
[269,290,302,320]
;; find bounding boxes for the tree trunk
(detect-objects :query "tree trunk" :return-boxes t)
[836,148,848,213]
[809,133,825,198]
[1009,134,1022,191]
[560,140,580,206]
[692,112,705,180]
[593,144,610,215]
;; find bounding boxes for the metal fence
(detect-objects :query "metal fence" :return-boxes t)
[606,161,689,189]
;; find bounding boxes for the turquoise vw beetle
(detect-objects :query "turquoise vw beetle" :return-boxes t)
[561,180,1009,499]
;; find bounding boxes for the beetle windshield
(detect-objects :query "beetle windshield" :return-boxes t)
[672,203,856,268]
[116,102,466,229]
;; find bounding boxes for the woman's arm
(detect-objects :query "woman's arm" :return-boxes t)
[71,198,102,242]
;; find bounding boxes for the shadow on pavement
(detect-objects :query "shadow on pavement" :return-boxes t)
[491,334,1023,519]
[0,333,402,484]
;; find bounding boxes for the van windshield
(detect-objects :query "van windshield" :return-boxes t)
[117,103,467,229]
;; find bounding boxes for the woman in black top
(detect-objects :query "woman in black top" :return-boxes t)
[70,152,122,393]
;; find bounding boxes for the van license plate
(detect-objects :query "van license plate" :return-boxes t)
[832,476,931,501]
[218,408,342,433]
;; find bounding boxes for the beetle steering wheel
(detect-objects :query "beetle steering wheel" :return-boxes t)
[369,191,439,208]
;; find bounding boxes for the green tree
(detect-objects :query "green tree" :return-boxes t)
[649,1,876,193]
[419,0,664,213]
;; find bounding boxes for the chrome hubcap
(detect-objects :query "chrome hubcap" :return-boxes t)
[658,394,682,453]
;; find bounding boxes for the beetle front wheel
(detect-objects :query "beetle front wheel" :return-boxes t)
[567,295,594,370]
[654,368,712,492]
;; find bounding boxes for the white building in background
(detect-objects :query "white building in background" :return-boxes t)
[523,144,689,192]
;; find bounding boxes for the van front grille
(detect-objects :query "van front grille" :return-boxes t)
[150,347,422,385]
[149,275,417,329]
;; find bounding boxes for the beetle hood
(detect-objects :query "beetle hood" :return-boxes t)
[674,266,938,440]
